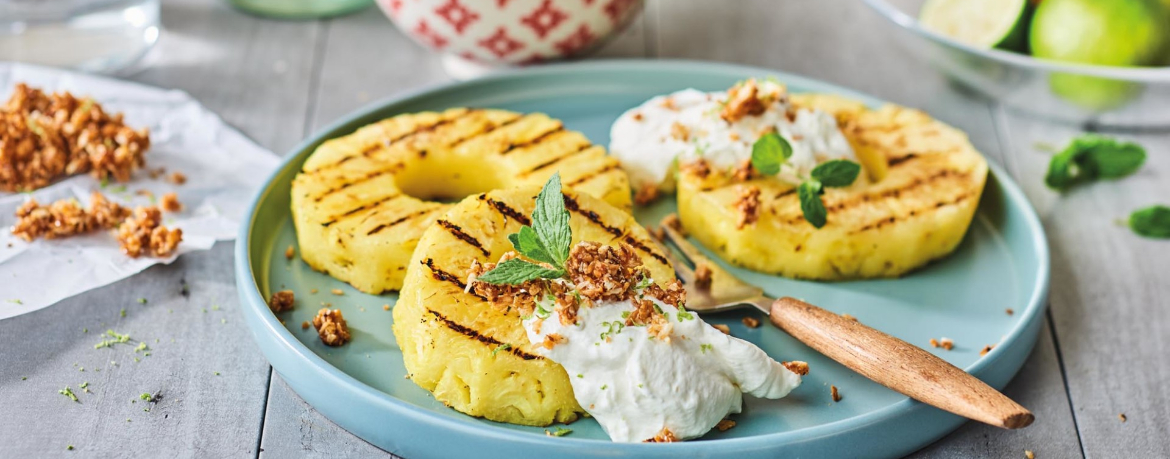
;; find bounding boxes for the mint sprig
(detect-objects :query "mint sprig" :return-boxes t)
[1046,134,1146,191]
[477,174,573,285]
[1129,205,1170,239]
[751,135,860,229]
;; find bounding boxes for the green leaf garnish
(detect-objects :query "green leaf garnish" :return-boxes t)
[476,258,563,285]
[532,173,571,266]
[810,160,861,188]
[676,304,695,322]
[1045,134,1146,191]
[798,181,826,228]
[549,427,573,437]
[477,174,574,285]
[1129,205,1170,239]
[491,343,512,357]
[750,132,792,176]
[59,387,78,402]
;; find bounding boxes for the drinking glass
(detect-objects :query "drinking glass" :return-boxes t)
[0,0,160,74]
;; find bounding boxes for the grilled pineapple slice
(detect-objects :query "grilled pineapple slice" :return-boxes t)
[677,95,988,280]
[291,108,631,293]
[393,186,673,426]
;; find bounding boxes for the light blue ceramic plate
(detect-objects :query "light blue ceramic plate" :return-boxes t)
[235,60,1049,459]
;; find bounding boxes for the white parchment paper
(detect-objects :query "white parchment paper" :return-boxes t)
[0,62,279,319]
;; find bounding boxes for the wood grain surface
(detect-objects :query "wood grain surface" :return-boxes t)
[2,0,1165,457]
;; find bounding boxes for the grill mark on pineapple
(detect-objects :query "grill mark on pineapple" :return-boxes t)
[445,113,525,150]
[321,194,401,227]
[565,163,620,186]
[500,124,565,155]
[849,192,973,234]
[480,195,531,226]
[426,309,542,360]
[779,169,967,225]
[422,258,470,291]
[366,207,439,235]
[562,195,621,237]
[310,168,396,202]
[887,153,918,167]
[520,143,593,175]
[436,219,490,257]
[314,109,479,171]
[621,235,668,265]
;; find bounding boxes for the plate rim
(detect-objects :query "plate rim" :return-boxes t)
[234,59,1051,454]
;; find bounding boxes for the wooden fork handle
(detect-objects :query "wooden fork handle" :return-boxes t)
[770,297,1034,429]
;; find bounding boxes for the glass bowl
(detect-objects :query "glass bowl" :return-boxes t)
[863,0,1170,128]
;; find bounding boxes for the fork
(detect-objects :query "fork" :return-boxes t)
[657,220,1034,430]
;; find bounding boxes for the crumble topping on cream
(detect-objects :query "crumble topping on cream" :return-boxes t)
[609,78,858,192]
[469,241,805,443]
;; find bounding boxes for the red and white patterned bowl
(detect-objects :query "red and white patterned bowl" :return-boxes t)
[377,0,644,66]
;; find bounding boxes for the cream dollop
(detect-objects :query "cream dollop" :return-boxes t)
[522,284,803,443]
[609,80,857,190]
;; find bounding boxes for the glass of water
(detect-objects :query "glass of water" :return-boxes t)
[0,0,160,74]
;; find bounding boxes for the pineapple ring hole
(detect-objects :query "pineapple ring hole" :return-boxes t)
[393,155,508,203]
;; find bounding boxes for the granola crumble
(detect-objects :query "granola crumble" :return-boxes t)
[168,171,186,185]
[720,79,766,123]
[159,192,182,212]
[284,245,295,260]
[712,324,731,335]
[1025,450,1035,459]
[268,290,294,313]
[301,321,310,330]
[115,206,182,258]
[644,427,678,443]
[741,316,760,328]
[542,333,567,350]
[980,344,994,356]
[564,242,647,303]
[732,158,755,182]
[782,360,810,375]
[940,337,954,351]
[678,158,711,179]
[735,186,761,229]
[11,191,128,241]
[831,385,842,402]
[693,263,713,290]
[669,122,690,141]
[1118,413,1127,422]
[633,182,660,206]
[312,308,350,346]
[0,83,150,192]
[330,288,344,296]
[715,419,736,432]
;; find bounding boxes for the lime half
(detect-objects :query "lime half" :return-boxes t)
[920,0,1032,52]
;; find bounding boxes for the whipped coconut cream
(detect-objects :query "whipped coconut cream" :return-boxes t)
[609,80,857,189]
[521,281,803,443]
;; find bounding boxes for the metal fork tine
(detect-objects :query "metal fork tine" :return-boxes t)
[656,240,697,285]
[659,220,710,268]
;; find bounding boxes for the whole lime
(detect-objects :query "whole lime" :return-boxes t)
[1030,0,1170,109]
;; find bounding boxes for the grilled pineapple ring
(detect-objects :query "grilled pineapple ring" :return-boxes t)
[677,95,989,280]
[291,108,631,293]
[393,187,674,426]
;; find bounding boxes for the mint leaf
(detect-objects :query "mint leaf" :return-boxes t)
[508,226,558,267]
[1129,205,1170,239]
[798,180,826,228]
[531,173,572,267]
[750,132,791,176]
[1045,134,1146,191]
[476,258,563,285]
[811,160,861,188]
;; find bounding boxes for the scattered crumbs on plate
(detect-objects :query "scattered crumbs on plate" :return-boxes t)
[331,289,344,296]
[1006,308,1014,315]
[980,344,995,356]
[1025,450,1035,459]
[301,321,310,330]
[285,245,295,260]
[715,419,736,432]
[1119,413,1127,422]
[831,385,842,402]
[383,304,390,311]
[741,316,760,328]
[930,337,954,351]
[310,288,318,294]
[359,307,366,312]
[713,324,731,335]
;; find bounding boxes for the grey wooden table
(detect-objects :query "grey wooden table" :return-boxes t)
[2,0,1167,457]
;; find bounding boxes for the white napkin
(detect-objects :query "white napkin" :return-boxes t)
[0,62,279,319]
